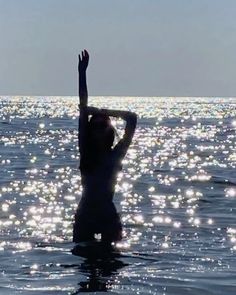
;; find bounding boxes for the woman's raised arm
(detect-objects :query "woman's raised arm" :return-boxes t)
[78,50,89,155]
[79,50,89,107]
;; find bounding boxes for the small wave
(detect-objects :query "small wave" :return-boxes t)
[211,175,236,186]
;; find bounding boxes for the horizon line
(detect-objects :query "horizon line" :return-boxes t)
[0,94,236,99]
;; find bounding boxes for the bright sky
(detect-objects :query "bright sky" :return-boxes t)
[0,0,236,96]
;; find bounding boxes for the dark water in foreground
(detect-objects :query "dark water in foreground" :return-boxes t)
[0,96,236,294]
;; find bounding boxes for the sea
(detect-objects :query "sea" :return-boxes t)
[0,96,236,294]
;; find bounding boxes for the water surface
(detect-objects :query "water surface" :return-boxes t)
[0,96,236,294]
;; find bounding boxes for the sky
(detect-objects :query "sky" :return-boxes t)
[1,0,236,97]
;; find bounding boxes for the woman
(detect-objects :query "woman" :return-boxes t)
[73,50,137,244]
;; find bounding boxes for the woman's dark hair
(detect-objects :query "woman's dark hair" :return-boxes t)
[80,114,115,173]
[89,114,115,148]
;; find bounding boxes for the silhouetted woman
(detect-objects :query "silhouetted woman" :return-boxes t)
[73,50,137,243]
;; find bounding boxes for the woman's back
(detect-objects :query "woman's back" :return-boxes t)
[80,150,122,205]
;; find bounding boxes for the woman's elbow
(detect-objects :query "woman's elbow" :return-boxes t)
[130,112,137,125]
[126,112,137,128]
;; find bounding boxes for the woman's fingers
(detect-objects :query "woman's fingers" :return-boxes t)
[78,50,89,70]
[84,49,89,58]
[80,50,89,61]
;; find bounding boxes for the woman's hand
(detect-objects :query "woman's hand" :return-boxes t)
[78,50,89,73]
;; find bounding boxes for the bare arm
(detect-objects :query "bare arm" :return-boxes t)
[78,50,89,155]
[86,106,137,121]
[86,106,137,158]
[113,110,137,159]
[79,50,89,106]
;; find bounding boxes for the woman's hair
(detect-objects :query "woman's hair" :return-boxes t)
[80,114,115,173]
[89,114,115,148]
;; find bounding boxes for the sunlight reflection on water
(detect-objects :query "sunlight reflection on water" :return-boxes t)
[0,96,236,294]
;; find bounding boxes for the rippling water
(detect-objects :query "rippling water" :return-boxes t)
[0,96,236,294]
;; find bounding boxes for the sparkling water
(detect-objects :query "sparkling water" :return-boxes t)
[0,96,236,294]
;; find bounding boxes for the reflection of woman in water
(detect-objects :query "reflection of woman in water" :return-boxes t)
[73,50,137,243]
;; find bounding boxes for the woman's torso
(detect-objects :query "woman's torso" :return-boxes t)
[79,150,122,206]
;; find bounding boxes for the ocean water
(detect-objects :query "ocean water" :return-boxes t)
[0,96,236,294]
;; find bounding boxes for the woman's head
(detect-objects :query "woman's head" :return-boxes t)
[80,114,116,173]
[88,114,115,151]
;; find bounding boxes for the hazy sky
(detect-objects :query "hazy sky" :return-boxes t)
[1,0,236,96]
